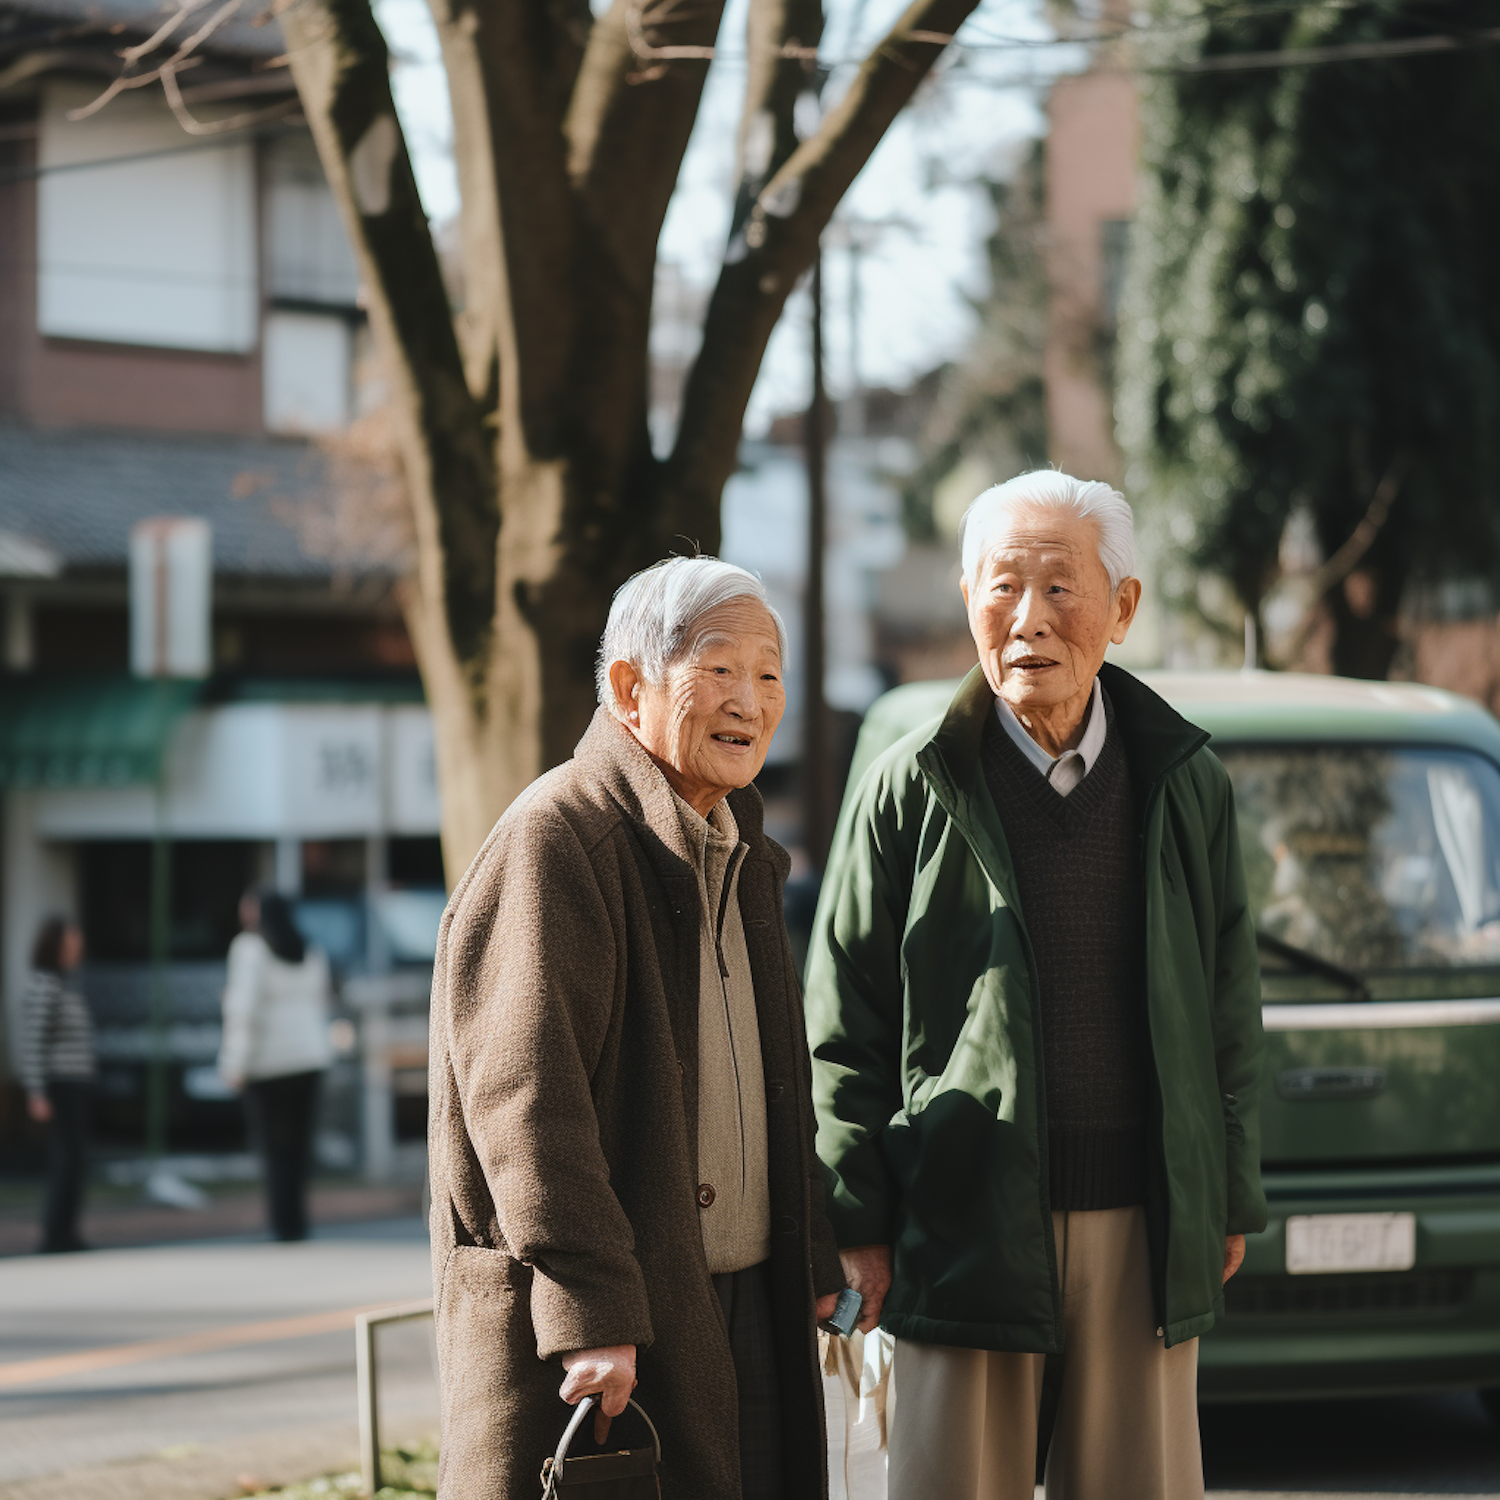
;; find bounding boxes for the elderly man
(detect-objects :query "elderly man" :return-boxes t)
[428,555,844,1500]
[805,472,1266,1499]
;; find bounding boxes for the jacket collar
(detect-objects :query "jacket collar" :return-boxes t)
[920,661,1209,812]
[571,706,777,873]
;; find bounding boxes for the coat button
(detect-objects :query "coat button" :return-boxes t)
[1156,1326,1165,1338]
[696,1183,716,1208]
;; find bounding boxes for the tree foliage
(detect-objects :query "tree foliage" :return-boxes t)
[1118,0,1500,677]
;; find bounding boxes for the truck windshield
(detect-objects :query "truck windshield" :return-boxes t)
[1218,745,1500,973]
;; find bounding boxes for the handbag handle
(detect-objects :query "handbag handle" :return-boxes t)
[543,1394,662,1494]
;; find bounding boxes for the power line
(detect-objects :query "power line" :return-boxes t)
[0,125,299,183]
[2,2,1492,188]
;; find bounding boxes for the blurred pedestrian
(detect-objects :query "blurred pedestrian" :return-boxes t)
[428,556,845,1500]
[219,889,332,1242]
[21,915,95,1254]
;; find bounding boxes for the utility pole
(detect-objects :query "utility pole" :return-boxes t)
[846,240,864,438]
[803,249,834,872]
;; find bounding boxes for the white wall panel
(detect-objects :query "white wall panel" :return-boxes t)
[29,704,439,840]
[37,82,258,352]
[262,311,351,433]
[281,706,384,834]
[385,706,441,834]
[264,135,359,305]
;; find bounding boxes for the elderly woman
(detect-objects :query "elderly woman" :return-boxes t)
[428,556,845,1500]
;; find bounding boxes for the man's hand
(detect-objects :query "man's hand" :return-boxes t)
[815,1292,840,1326]
[1224,1234,1246,1283]
[838,1245,891,1333]
[26,1092,51,1125]
[560,1345,637,1445]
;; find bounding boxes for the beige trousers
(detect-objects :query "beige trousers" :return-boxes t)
[887,1207,1202,1500]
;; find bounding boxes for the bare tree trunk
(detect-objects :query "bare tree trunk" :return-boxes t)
[268,0,981,879]
[1326,567,1405,680]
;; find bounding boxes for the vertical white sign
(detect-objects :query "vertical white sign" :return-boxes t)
[129,517,212,678]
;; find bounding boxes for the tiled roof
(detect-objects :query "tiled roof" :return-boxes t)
[0,423,395,579]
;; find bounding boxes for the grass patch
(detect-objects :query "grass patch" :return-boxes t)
[237,1441,437,1498]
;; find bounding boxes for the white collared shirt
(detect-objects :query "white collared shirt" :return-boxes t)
[995,677,1107,797]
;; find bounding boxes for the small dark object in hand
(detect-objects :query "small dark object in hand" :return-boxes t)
[541,1396,661,1498]
[819,1287,863,1339]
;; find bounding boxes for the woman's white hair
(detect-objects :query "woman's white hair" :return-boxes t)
[960,470,1136,591]
[596,555,788,704]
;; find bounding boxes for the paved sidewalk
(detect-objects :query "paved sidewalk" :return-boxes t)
[0,1419,435,1500]
[0,1220,435,1489]
[0,1181,423,1257]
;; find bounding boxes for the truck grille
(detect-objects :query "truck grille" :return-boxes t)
[1224,1268,1474,1318]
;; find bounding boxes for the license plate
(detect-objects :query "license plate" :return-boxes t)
[1285,1212,1416,1275]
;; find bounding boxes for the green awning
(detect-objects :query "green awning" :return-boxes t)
[0,675,202,790]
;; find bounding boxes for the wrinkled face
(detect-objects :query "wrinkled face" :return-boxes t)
[962,505,1139,717]
[613,598,786,811]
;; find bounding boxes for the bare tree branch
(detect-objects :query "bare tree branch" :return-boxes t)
[276,0,498,673]
[119,0,219,65]
[731,0,823,242]
[565,0,725,313]
[159,66,299,133]
[664,0,979,541]
[67,0,240,120]
[1271,451,1408,669]
[0,51,114,91]
[428,0,585,436]
[552,0,727,525]
[1310,453,1406,597]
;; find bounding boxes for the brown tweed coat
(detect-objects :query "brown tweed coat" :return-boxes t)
[428,708,845,1500]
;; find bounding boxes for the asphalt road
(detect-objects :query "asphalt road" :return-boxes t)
[0,1217,437,1487]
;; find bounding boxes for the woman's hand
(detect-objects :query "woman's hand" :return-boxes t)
[838,1245,892,1333]
[1224,1234,1246,1283]
[26,1092,51,1125]
[560,1344,637,1445]
[815,1292,840,1325]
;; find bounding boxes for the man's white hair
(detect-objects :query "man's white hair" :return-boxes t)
[596,555,787,704]
[960,470,1136,591]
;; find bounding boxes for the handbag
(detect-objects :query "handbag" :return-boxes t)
[540,1395,662,1499]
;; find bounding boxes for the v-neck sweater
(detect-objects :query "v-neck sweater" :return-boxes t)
[979,696,1148,1210]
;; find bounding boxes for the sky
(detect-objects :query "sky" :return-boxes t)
[374,0,1081,431]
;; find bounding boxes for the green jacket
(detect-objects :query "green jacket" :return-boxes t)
[805,663,1267,1351]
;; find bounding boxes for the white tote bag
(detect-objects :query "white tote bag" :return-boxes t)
[821,1327,894,1500]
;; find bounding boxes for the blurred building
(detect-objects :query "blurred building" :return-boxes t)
[0,0,437,1179]
[1044,60,1138,484]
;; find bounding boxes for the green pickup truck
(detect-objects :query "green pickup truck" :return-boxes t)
[834,668,1500,1411]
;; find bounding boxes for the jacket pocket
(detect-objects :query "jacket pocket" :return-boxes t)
[1221,1090,1246,1145]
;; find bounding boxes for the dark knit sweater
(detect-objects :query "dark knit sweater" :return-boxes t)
[979,698,1148,1210]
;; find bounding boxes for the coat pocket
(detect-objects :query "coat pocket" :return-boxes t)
[1221,1090,1246,1145]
